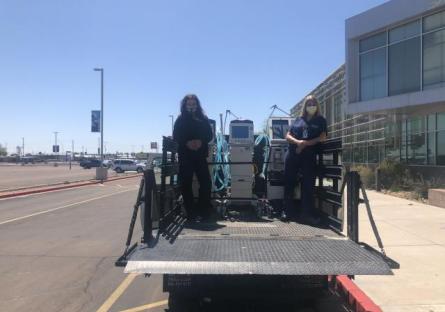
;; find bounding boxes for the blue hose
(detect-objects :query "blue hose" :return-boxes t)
[212,133,231,192]
[254,134,270,178]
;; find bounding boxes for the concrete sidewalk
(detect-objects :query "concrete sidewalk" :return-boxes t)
[355,190,445,312]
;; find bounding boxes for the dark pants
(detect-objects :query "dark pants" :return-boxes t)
[179,155,212,218]
[284,150,317,218]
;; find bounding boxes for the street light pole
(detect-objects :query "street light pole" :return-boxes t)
[94,68,104,161]
[169,114,174,136]
[53,131,59,157]
[70,139,74,170]
[22,137,24,157]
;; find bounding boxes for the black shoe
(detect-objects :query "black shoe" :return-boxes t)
[280,211,289,222]
[300,216,321,226]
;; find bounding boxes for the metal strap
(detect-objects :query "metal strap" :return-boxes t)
[359,183,386,256]
[124,177,145,255]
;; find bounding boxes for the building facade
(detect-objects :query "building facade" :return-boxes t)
[293,0,445,173]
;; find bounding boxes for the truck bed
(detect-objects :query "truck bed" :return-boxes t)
[124,218,392,276]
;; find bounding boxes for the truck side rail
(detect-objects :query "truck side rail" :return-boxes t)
[315,137,343,232]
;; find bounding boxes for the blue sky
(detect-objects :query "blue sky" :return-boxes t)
[0,0,387,154]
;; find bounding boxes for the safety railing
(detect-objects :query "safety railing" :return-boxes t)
[316,137,344,232]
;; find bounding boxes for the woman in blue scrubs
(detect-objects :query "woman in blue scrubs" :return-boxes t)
[282,95,327,224]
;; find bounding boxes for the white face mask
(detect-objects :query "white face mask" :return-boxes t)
[186,102,197,114]
[186,106,197,113]
[306,106,317,115]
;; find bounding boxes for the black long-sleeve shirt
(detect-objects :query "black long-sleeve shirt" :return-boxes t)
[173,114,213,158]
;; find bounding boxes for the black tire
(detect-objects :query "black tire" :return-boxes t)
[115,167,123,173]
[137,167,144,173]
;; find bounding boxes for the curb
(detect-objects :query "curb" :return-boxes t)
[0,174,142,199]
[334,275,382,312]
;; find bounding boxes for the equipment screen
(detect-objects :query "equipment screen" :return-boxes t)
[232,126,249,138]
[272,120,290,139]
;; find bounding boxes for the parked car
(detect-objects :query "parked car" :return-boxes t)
[112,159,146,173]
[102,159,114,168]
[79,158,103,169]
[19,156,36,164]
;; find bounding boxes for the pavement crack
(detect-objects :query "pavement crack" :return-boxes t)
[76,257,106,312]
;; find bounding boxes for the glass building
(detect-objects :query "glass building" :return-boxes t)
[292,2,445,173]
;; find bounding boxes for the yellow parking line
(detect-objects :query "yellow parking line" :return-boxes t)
[119,300,168,312]
[0,188,136,226]
[96,273,139,312]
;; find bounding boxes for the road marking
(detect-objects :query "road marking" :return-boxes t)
[119,300,168,312]
[0,188,137,226]
[96,273,139,312]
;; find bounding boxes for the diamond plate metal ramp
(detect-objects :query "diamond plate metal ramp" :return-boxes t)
[125,222,392,276]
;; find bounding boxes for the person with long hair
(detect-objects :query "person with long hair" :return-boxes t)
[173,94,214,221]
[282,95,327,224]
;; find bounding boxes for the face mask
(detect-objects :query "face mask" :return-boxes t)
[306,106,317,115]
[186,106,197,113]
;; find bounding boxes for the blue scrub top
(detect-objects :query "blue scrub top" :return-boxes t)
[288,115,327,155]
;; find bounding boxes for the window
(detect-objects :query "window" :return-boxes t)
[368,143,380,163]
[360,48,387,101]
[401,120,407,162]
[325,98,332,126]
[389,37,421,95]
[353,143,367,163]
[389,20,420,43]
[438,130,445,165]
[423,10,445,33]
[438,112,445,131]
[385,122,401,161]
[427,114,437,165]
[333,93,342,123]
[357,11,445,101]
[428,132,436,165]
[388,21,421,95]
[423,29,445,89]
[343,147,352,163]
[360,32,387,52]
[428,113,437,131]
[407,117,426,164]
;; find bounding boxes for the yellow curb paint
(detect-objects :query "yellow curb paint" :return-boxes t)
[96,273,139,312]
[119,299,168,312]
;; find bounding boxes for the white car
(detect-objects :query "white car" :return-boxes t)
[112,159,146,173]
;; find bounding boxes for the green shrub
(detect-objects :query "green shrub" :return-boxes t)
[351,165,375,189]
[377,159,407,189]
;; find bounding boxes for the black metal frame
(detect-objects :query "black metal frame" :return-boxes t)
[115,136,181,266]
[316,138,344,232]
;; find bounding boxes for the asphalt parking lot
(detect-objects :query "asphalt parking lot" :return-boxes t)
[0,177,168,312]
[0,164,135,191]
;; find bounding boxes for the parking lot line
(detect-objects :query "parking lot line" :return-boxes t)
[118,300,168,312]
[0,188,136,226]
[96,273,139,312]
